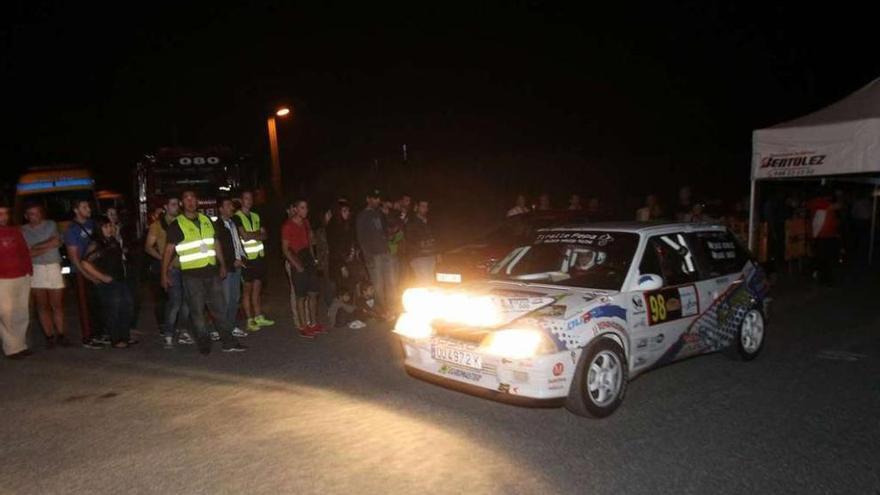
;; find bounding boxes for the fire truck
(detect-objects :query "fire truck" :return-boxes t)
[134,147,254,236]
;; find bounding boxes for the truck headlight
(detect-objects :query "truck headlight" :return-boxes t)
[479,329,556,359]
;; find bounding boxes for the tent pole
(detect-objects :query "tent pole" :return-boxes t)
[870,187,878,265]
[748,178,758,252]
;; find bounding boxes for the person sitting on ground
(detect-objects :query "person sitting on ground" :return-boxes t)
[327,287,366,329]
[80,216,137,349]
[356,282,385,322]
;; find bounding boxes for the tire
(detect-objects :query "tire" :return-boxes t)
[565,338,628,418]
[729,308,765,361]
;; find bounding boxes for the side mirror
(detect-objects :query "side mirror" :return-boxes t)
[637,273,664,291]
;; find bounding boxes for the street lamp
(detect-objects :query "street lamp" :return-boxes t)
[268,106,292,197]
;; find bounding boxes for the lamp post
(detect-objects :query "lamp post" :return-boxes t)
[267,106,291,198]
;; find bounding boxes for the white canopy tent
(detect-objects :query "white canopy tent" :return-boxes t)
[750,76,880,263]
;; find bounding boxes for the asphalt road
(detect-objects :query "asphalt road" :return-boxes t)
[1,270,879,495]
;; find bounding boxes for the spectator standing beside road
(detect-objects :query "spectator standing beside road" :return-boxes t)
[215,198,249,339]
[682,202,713,223]
[507,194,529,217]
[636,194,663,222]
[399,194,413,223]
[80,216,137,349]
[807,188,842,286]
[314,208,334,306]
[326,201,357,292]
[0,205,33,359]
[674,186,694,222]
[406,200,437,286]
[568,194,583,210]
[21,204,68,348]
[357,189,395,312]
[161,190,245,354]
[63,199,107,349]
[234,191,275,332]
[383,199,405,305]
[537,193,551,211]
[234,190,275,332]
[587,197,603,220]
[145,197,194,348]
[106,206,141,336]
[282,199,323,337]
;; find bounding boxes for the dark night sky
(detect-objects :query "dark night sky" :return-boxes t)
[3,1,877,199]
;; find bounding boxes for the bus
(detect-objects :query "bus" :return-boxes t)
[15,165,101,274]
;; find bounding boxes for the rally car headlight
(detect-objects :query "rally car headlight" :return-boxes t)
[401,288,500,327]
[393,312,434,339]
[479,329,556,359]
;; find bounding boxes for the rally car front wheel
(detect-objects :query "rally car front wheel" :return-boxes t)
[565,339,628,418]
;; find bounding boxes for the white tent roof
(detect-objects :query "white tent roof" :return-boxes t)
[752,77,880,180]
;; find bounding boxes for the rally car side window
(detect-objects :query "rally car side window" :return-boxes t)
[639,234,697,287]
[688,230,750,278]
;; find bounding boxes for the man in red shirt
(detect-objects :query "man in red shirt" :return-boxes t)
[0,205,34,358]
[282,199,323,337]
[806,188,842,286]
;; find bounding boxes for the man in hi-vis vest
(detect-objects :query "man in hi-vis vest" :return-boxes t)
[161,190,246,354]
[233,190,275,332]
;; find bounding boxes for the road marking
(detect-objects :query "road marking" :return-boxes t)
[816,350,867,362]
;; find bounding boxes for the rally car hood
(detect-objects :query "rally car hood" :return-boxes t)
[473,281,616,327]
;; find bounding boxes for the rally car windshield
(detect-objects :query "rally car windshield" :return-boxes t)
[489,231,639,290]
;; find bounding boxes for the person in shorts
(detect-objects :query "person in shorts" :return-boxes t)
[234,191,274,331]
[282,199,322,337]
[21,203,69,348]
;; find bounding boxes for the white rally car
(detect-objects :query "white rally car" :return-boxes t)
[394,222,770,418]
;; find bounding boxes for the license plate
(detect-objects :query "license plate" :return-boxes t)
[436,272,462,283]
[432,344,483,370]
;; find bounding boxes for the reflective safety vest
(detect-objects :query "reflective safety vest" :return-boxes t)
[235,210,265,260]
[174,214,217,270]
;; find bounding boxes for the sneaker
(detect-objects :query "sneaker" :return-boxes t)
[209,331,221,342]
[348,320,367,329]
[82,339,105,350]
[311,323,327,334]
[232,327,248,338]
[45,335,56,350]
[254,314,275,327]
[92,335,112,345]
[56,335,71,347]
[298,327,316,339]
[177,332,195,345]
[246,318,261,332]
[163,336,174,349]
[221,343,248,353]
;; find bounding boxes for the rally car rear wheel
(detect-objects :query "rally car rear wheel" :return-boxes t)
[565,339,628,418]
[733,308,765,361]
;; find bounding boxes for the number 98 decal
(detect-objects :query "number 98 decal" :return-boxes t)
[645,285,697,326]
[648,294,667,324]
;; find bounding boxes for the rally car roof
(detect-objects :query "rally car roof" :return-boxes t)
[540,221,728,235]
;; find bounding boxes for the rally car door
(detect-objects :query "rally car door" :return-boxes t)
[629,233,700,371]
[684,229,753,354]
